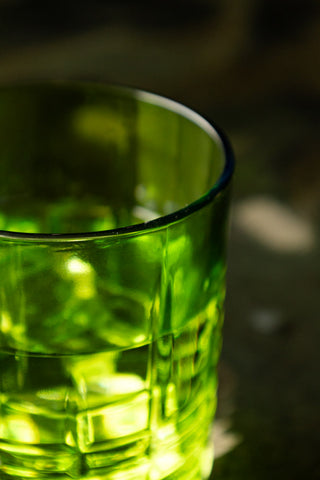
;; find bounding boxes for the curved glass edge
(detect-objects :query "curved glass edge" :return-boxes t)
[0,82,235,243]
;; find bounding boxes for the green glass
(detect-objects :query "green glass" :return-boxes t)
[0,83,234,480]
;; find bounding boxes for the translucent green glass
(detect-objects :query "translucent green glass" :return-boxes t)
[0,83,234,480]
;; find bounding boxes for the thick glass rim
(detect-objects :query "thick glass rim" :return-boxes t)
[0,83,234,242]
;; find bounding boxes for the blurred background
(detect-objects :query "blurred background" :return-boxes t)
[0,1,319,478]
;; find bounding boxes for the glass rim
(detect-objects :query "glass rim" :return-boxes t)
[0,82,235,242]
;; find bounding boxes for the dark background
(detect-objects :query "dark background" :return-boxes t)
[0,1,319,478]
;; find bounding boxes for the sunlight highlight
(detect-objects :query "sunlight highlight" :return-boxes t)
[234,196,315,253]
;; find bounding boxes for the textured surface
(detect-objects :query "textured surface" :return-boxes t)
[0,1,319,478]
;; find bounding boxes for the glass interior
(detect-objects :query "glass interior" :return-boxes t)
[0,83,226,235]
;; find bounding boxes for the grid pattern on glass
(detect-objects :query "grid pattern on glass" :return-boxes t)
[0,83,233,480]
